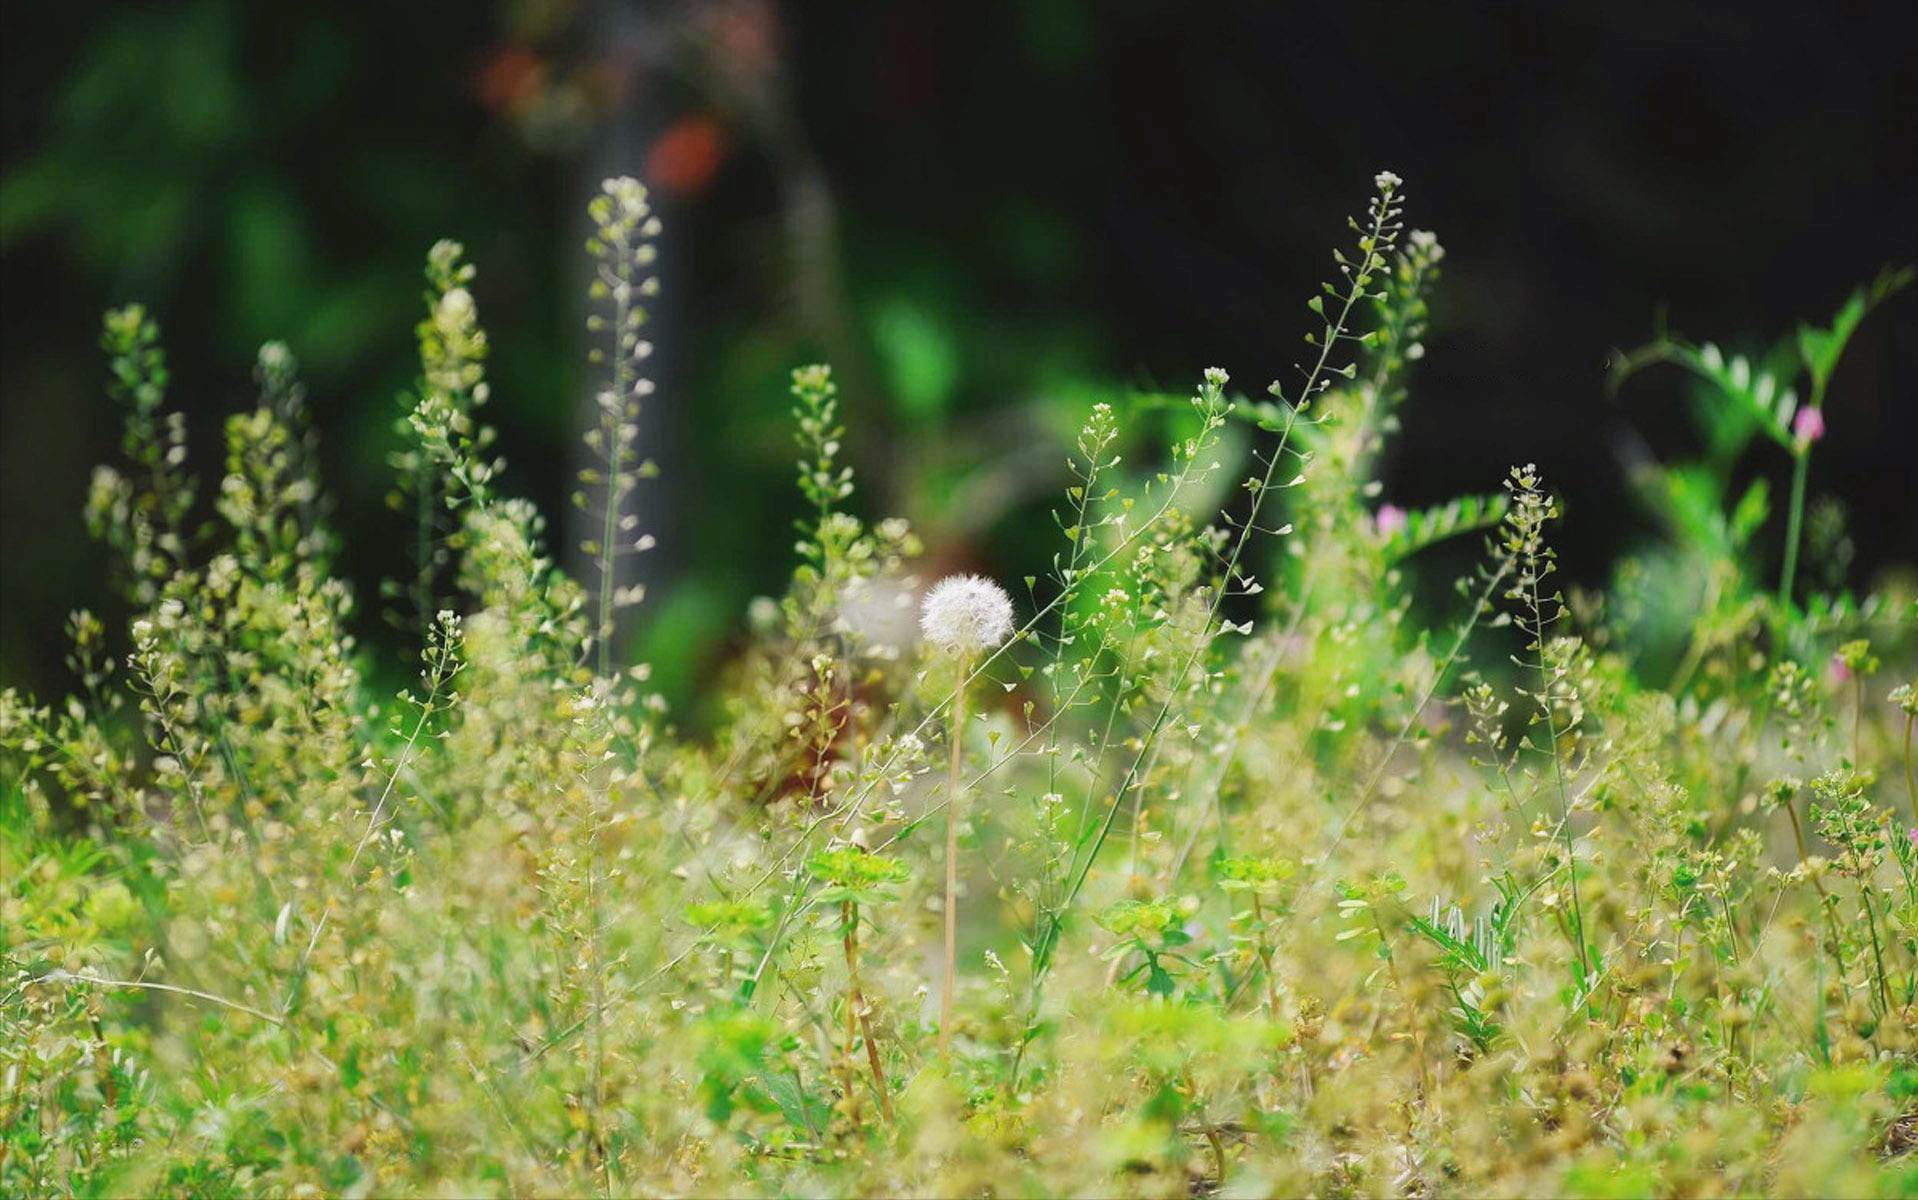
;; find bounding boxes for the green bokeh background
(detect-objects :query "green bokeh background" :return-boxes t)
[4,1,1914,711]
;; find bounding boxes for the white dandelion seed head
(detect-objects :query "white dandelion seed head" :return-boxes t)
[919,573,1014,655]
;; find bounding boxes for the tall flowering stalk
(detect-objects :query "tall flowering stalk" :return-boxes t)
[1500,464,1592,987]
[393,240,494,638]
[1022,172,1404,1042]
[582,176,662,678]
[919,573,1014,1055]
[806,846,910,1123]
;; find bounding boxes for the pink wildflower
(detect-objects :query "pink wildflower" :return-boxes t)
[1792,406,1825,445]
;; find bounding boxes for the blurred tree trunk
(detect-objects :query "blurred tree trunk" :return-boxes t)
[571,0,681,669]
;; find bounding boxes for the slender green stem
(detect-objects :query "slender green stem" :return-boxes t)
[1854,674,1864,765]
[1015,188,1397,1081]
[1778,437,1812,608]
[591,802,609,1195]
[1530,570,1590,986]
[1860,886,1892,1015]
[1250,891,1281,1023]
[28,971,285,1026]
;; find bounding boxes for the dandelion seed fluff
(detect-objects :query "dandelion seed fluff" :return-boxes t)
[919,573,1014,655]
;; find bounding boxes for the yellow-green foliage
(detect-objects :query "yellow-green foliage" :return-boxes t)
[5,174,1917,1198]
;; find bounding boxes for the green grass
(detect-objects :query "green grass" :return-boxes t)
[4,173,1916,1198]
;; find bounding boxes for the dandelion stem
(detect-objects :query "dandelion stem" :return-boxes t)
[941,650,970,1058]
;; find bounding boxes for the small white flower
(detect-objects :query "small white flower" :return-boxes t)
[747,595,781,633]
[257,341,293,374]
[1374,170,1403,192]
[919,573,1014,655]
[1203,366,1229,388]
[438,287,475,326]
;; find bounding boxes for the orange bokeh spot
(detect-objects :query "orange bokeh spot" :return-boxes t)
[476,45,546,114]
[647,116,727,198]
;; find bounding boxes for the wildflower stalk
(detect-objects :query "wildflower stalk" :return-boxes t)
[1777,445,1811,609]
[1320,546,1513,856]
[1249,890,1281,1023]
[1048,177,1400,943]
[587,773,610,1197]
[1781,791,1851,994]
[841,898,892,1119]
[1043,404,1119,894]
[1367,905,1430,1096]
[1018,176,1404,1079]
[1531,556,1589,987]
[1860,885,1892,1015]
[1778,374,1835,610]
[284,611,461,1013]
[582,177,661,678]
[1503,465,1592,987]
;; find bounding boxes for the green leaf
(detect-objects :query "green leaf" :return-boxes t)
[1381,493,1510,562]
[1798,264,1913,392]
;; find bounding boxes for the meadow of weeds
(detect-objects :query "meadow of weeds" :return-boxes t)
[4,172,1916,1198]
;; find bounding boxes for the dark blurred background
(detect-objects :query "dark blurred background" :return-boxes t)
[4,0,1915,707]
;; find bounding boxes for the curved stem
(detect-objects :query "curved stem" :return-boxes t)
[28,971,284,1026]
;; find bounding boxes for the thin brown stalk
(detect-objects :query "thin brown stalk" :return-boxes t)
[940,651,970,1057]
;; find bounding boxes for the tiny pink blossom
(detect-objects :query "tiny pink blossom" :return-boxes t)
[1374,504,1408,537]
[1792,406,1825,444]
[1827,655,1851,686]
